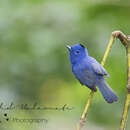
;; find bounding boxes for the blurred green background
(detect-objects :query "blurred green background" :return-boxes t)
[0,0,130,130]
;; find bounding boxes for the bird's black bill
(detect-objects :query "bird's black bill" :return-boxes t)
[66,45,71,51]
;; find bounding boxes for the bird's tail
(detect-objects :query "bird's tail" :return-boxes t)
[96,79,118,103]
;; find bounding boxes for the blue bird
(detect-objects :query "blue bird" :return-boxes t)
[66,44,118,103]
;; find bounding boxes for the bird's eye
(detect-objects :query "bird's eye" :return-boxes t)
[76,50,79,54]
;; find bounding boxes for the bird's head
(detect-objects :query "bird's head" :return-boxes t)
[66,44,88,64]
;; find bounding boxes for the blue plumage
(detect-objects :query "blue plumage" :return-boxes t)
[66,44,118,103]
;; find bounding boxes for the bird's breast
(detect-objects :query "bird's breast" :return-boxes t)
[72,62,96,86]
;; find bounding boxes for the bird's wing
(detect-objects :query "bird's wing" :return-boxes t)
[89,57,110,77]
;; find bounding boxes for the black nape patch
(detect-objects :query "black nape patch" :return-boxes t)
[80,44,85,48]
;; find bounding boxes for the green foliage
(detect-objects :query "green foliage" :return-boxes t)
[0,0,130,130]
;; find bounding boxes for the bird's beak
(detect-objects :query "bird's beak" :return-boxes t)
[66,45,71,51]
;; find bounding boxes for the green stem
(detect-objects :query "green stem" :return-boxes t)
[77,35,115,130]
[120,45,130,130]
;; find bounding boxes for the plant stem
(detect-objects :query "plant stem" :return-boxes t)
[77,35,115,130]
[120,93,130,130]
[101,36,115,66]
[77,91,94,130]
[111,31,130,130]
[120,44,130,130]
[77,31,130,130]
